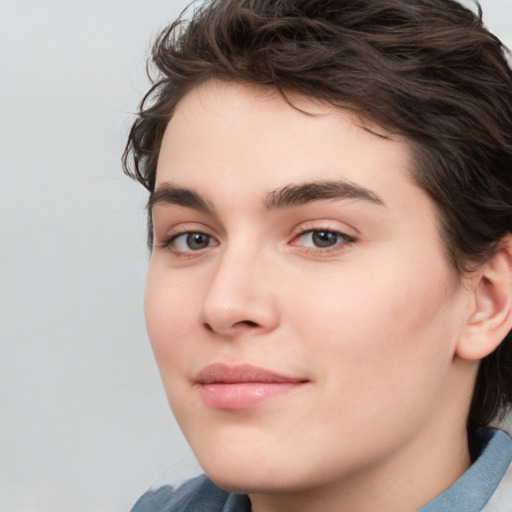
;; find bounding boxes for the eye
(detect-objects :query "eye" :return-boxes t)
[293,229,355,250]
[168,232,218,253]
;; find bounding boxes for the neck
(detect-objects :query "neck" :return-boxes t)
[249,423,471,512]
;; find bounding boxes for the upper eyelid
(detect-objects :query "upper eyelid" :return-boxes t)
[153,213,223,236]
[290,220,357,238]
[292,228,356,243]
[173,231,217,245]
[298,228,352,236]
[164,228,216,244]
[155,221,216,239]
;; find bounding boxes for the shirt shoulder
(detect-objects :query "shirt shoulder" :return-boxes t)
[482,460,512,512]
[419,428,512,512]
[130,474,250,512]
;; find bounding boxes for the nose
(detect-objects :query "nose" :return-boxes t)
[199,247,279,337]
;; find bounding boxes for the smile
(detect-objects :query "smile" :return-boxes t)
[194,363,308,410]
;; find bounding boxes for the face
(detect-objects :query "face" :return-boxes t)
[145,80,473,497]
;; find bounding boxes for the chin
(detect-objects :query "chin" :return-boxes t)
[193,440,345,497]
[197,454,282,492]
[204,467,305,495]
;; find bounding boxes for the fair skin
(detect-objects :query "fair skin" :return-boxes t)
[145,79,511,512]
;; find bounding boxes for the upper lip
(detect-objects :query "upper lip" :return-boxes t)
[195,363,307,384]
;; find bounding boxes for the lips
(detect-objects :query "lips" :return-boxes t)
[195,363,308,410]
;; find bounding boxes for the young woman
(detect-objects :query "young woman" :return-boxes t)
[124,1,512,510]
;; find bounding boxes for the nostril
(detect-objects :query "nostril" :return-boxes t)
[239,320,259,328]
[202,319,262,334]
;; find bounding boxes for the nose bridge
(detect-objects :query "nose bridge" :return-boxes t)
[200,234,277,335]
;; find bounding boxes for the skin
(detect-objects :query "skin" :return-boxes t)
[145,79,483,512]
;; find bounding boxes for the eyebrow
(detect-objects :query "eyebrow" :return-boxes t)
[264,180,385,210]
[149,185,214,214]
[149,179,385,215]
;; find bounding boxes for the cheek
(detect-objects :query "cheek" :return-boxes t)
[288,256,460,407]
[144,267,200,369]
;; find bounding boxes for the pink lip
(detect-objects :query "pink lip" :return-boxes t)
[195,364,308,410]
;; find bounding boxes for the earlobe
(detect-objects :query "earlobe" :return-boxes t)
[456,236,512,361]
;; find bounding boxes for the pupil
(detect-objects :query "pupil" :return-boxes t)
[187,233,209,250]
[312,231,338,248]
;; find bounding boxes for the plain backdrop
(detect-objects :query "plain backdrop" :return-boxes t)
[1,1,511,511]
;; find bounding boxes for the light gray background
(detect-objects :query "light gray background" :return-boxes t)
[1,1,511,511]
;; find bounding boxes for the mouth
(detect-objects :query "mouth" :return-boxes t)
[194,363,308,410]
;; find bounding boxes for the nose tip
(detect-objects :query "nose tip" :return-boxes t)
[199,259,279,337]
[201,297,278,336]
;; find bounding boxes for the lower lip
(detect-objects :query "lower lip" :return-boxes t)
[198,382,304,410]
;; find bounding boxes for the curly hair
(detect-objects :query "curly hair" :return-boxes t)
[123,0,512,429]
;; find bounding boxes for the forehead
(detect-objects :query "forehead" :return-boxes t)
[156,80,417,199]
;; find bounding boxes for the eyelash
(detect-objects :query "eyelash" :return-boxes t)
[290,228,356,254]
[158,227,356,257]
[159,231,218,256]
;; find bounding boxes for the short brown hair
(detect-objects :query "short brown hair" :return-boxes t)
[123,0,512,428]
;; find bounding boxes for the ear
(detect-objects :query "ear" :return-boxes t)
[456,235,512,361]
